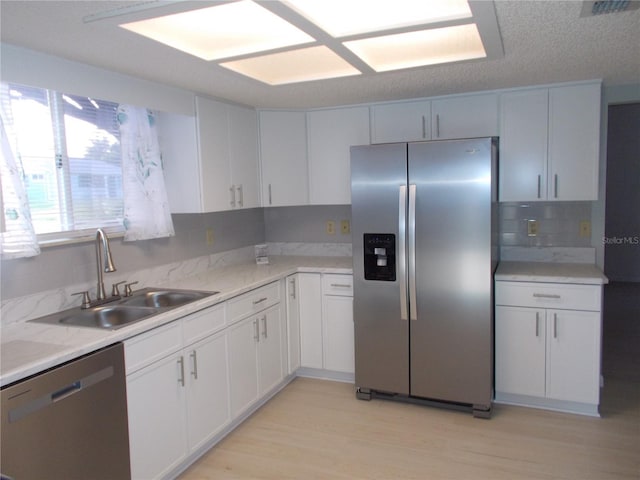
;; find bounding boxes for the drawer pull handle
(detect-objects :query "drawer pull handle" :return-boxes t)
[253,297,268,305]
[533,293,561,299]
[330,283,351,288]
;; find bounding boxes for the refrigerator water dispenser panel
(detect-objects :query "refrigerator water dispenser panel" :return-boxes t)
[363,234,396,281]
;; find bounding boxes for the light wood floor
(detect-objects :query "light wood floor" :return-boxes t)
[180,283,639,479]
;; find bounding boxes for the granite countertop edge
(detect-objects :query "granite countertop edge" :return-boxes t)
[494,261,609,285]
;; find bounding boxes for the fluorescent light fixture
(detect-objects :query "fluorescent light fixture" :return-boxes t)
[120,0,314,61]
[220,46,361,85]
[344,24,486,72]
[285,0,472,37]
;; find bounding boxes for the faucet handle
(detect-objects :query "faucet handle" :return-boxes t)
[71,291,92,309]
[111,281,126,297]
[124,281,139,297]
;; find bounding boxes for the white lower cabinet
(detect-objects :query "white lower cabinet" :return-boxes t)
[495,281,602,415]
[296,273,354,378]
[322,275,354,374]
[228,287,284,419]
[125,304,229,479]
[285,275,301,374]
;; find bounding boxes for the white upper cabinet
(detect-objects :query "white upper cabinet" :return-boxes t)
[370,101,431,144]
[259,110,309,207]
[307,106,370,205]
[431,93,498,140]
[228,103,260,209]
[499,82,601,202]
[547,83,601,201]
[157,96,259,213]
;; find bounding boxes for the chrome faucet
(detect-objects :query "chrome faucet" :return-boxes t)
[95,228,116,301]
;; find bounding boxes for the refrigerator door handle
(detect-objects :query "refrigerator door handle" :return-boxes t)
[408,184,417,321]
[398,185,408,321]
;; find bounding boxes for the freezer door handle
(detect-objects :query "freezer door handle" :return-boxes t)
[398,185,408,321]
[408,184,417,321]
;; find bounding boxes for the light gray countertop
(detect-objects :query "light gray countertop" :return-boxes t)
[495,261,608,285]
[1,256,353,387]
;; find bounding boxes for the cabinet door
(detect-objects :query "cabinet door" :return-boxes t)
[185,332,230,452]
[259,111,308,206]
[286,275,301,374]
[228,104,259,209]
[499,89,549,202]
[371,101,431,143]
[431,93,498,140]
[548,83,601,201]
[298,273,323,369]
[228,317,259,418]
[546,309,601,404]
[257,304,284,397]
[307,106,370,205]
[322,295,354,373]
[196,96,232,212]
[127,352,188,480]
[156,112,202,213]
[495,306,546,397]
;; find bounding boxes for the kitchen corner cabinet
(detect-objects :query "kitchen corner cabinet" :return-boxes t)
[125,304,229,479]
[259,110,309,207]
[495,281,602,415]
[285,275,302,374]
[157,97,259,213]
[307,106,370,205]
[297,273,323,369]
[227,282,284,418]
[431,93,498,140]
[499,82,601,202]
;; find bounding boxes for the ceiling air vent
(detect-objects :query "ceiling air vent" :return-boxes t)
[580,0,640,16]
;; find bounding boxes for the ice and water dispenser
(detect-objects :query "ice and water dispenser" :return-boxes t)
[363,234,396,281]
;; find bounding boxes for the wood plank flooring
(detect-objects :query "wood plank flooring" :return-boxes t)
[180,283,639,479]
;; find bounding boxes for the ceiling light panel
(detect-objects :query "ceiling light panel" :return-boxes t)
[285,0,472,37]
[120,0,314,61]
[344,24,486,72]
[220,46,361,85]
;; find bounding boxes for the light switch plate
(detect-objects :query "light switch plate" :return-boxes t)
[326,220,336,235]
[527,219,538,236]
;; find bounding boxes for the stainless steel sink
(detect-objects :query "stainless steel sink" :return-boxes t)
[30,305,159,330]
[119,288,218,308]
[58,305,159,329]
[29,288,218,330]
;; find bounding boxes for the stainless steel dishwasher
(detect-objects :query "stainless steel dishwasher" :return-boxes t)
[1,343,131,480]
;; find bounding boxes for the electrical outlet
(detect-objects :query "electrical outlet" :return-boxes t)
[326,221,336,235]
[580,221,591,237]
[341,220,350,235]
[206,228,215,246]
[527,219,538,237]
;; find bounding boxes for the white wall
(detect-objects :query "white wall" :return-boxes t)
[1,43,195,115]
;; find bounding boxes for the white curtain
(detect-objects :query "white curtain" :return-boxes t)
[0,112,40,259]
[117,105,174,241]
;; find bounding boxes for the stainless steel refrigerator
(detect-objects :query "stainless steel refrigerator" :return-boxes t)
[351,137,498,418]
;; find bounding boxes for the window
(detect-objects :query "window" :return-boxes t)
[1,82,123,240]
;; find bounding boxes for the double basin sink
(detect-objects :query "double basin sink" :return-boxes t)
[29,288,219,330]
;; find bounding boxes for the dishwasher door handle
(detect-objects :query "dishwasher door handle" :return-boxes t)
[7,366,114,423]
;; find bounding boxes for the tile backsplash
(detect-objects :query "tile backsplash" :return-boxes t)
[500,201,592,247]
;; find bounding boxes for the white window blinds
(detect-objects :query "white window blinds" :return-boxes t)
[1,82,123,240]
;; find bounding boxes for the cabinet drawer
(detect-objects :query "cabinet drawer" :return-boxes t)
[495,281,601,311]
[182,303,226,345]
[322,274,353,296]
[227,282,280,324]
[125,321,183,375]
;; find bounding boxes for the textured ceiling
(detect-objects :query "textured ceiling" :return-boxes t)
[1,1,639,108]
